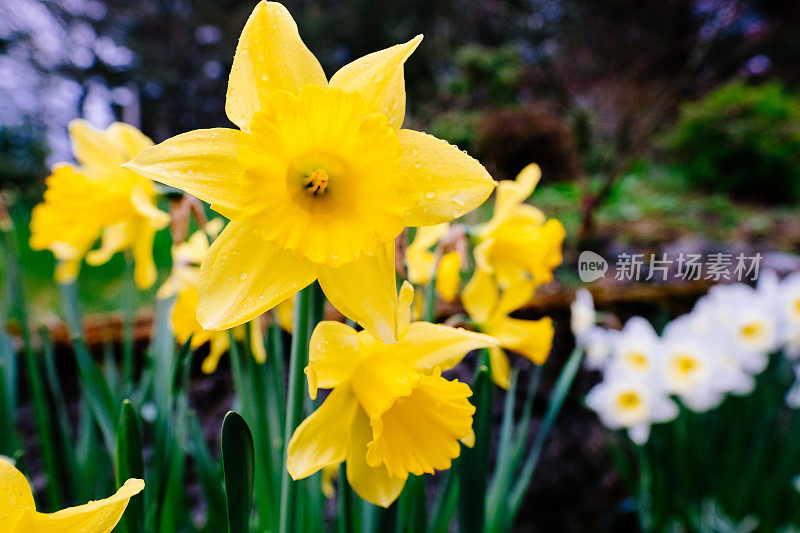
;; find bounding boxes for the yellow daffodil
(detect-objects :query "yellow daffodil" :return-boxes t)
[461,268,554,389]
[475,164,565,289]
[0,458,144,533]
[124,1,495,343]
[275,296,294,334]
[30,120,169,288]
[406,223,463,302]
[160,223,266,373]
[286,282,497,507]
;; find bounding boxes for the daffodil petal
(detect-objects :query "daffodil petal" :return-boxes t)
[19,478,144,533]
[55,257,82,285]
[197,219,316,330]
[397,280,415,335]
[0,459,35,531]
[346,408,406,507]
[435,251,461,302]
[132,223,158,289]
[316,243,398,344]
[399,129,496,226]
[226,1,327,130]
[489,316,554,365]
[85,222,130,266]
[395,322,498,372]
[202,333,231,374]
[171,287,202,345]
[408,223,449,251]
[131,187,170,229]
[287,386,359,479]
[329,35,422,129]
[307,321,361,399]
[68,119,125,170]
[488,346,511,389]
[249,320,267,364]
[107,122,155,159]
[123,128,248,214]
[496,278,536,316]
[461,268,498,324]
[481,163,541,236]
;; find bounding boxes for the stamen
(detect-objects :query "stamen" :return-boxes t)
[304,168,330,195]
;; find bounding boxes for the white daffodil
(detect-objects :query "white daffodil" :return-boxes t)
[605,317,661,380]
[570,288,595,343]
[586,375,678,444]
[582,326,616,371]
[696,283,780,373]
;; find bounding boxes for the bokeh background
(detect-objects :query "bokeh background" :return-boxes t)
[3,1,800,530]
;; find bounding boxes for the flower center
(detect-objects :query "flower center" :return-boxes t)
[624,351,649,370]
[616,391,641,410]
[304,168,330,196]
[673,353,699,376]
[740,321,763,340]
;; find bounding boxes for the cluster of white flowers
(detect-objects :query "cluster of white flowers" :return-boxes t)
[572,271,800,444]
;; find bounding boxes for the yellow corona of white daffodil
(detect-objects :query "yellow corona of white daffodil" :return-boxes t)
[406,223,462,302]
[159,222,266,373]
[0,458,144,533]
[123,1,496,343]
[286,282,497,507]
[461,268,554,389]
[30,120,169,289]
[475,164,565,289]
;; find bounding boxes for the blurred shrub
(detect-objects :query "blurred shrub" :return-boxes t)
[0,126,48,194]
[429,110,482,150]
[474,104,580,181]
[448,44,524,105]
[665,81,800,203]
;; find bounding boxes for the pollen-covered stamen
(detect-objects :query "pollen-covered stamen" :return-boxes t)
[304,168,330,196]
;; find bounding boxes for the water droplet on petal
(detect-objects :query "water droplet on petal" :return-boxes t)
[425,192,436,199]
[240,272,249,281]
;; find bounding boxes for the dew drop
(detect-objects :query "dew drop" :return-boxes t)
[240,272,249,280]
[425,192,436,199]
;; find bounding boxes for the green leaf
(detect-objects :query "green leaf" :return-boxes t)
[458,351,493,533]
[222,411,256,533]
[188,412,227,533]
[115,399,145,533]
[279,284,324,533]
[505,347,584,528]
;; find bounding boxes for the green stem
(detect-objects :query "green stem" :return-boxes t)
[507,347,584,515]
[337,463,352,533]
[121,253,136,391]
[279,284,321,533]
[3,220,62,508]
[458,349,492,533]
[20,317,63,509]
